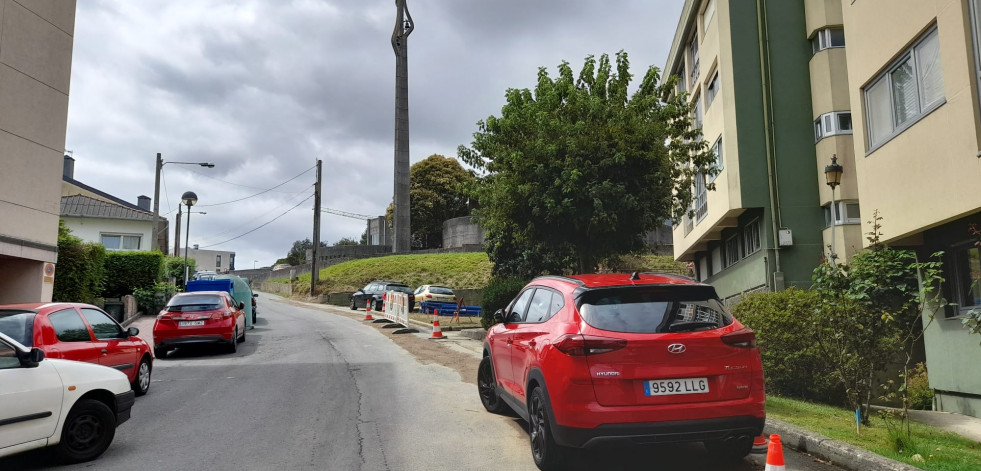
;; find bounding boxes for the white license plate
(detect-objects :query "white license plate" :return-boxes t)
[644,377,709,396]
[178,320,205,327]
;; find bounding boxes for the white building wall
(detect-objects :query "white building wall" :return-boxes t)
[63,217,153,251]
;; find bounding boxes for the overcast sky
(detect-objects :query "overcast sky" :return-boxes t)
[65,0,682,268]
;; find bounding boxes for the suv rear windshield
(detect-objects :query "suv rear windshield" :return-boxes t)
[388,285,413,294]
[0,310,37,347]
[577,286,732,334]
[166,294,224,312]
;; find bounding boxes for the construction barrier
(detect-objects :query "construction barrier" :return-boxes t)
[381,291,417,334]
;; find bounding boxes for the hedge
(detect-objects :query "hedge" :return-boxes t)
[480,276,528,329]
[53,232,106,304]
[102,251,164,298]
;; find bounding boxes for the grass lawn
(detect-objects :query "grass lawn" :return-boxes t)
[409,312,482,329]
[767,396,981,471]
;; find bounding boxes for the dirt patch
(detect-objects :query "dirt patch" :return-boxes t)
[288,300,480,386]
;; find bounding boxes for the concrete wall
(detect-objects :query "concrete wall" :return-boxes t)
[62,216,154,251]
[0,0,77,302]
[443,216,484,248]
[184,248,236,273]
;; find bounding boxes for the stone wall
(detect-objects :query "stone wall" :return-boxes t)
[443,216,485,248]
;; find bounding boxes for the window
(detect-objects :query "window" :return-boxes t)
[692,93,703,131]
[823,202,861,227]
[216,255,222,268]
[706,71,720,107]
[811,27,845,54]
[684,213,694,235]
[724,234,739,267]
[80,308,124,340]
[689,35,700,88]
[0,341,20,370]
[814,111,853,141]
[702,0,716,30]
[971,0,981,112]
[0,311,36,347]
[677,65,686,94]
[744,219,761,255]
[578,286,731,334]
[694,173,708,223]
[709,137,723,183]
[952,244,981,316]
[507,289,535,323]
[101,234,141,251]
[864,27,944,149]
[48,309,92,342]
[525,289,555,324]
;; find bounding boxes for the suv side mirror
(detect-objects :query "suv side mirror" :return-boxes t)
[493,309,506,324]
[127,327,140,337]
[252,293,259,298]
[238,301,246,310]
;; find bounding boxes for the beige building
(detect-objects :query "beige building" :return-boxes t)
[0,1,77,303]
[841,0,981,418]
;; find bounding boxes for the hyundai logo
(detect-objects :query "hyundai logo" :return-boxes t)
[667,343,687,354]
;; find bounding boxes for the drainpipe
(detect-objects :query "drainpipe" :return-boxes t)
[756,0,784,290]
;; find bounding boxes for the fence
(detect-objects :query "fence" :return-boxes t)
[380,291,416,334]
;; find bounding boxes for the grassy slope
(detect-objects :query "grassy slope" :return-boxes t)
[280,252,690,293]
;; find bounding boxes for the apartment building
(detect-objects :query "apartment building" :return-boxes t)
[0,1,77,303]
[842,0,981,418]
[667,0,981,418]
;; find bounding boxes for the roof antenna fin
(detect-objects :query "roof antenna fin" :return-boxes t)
[630,271,641,281]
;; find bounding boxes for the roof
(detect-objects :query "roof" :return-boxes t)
[569,273,700,288]
[63,175,144,211]
[61,194,155,222]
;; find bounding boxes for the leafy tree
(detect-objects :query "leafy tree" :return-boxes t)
[459,51,713,276]
[333,237,359,246]
[383,155,474,249]
[285,238,326,265]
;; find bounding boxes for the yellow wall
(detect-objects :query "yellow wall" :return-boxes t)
[843,0,981,245]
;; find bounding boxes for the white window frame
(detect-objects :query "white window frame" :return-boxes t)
[823,201,861,227]
[743,219,761,255]
[689,34,700,89]
[694,173,708,223]
[100,233,142,251]
[811,27,846,54]
[708,137,723,183]
[702,0,716,31]
[814,111,853,142]
[692,92,703,131]
[216,255,222,268]
[970,0,981,113]
[706,71,720,107]
[863,26,945,151]
[724,234,740,267]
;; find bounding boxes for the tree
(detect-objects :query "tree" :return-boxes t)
[333,237,359,246]
[459,51,713,276]
[384,155,474,249]
[285,238,326,265]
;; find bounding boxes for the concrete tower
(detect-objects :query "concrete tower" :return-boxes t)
[391,0,414,252]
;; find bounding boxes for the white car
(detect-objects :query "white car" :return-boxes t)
[0,331,135,463]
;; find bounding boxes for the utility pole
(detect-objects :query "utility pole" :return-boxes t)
[392,0,414,253]
[174,208,182,258]
[152,153,162,252]
[311,159,322,297]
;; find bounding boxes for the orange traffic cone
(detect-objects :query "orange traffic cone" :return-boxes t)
[764,434,785,471]
[364,299,374,321]
[751,434,769,454]
[381,298,386,312]
[429,308,444,339]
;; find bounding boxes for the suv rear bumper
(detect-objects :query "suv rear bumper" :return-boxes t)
[551,415,765,449]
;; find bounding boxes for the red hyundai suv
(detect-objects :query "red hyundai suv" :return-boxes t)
[477,273,765,470]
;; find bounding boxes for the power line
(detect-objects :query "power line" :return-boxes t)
[198,194,314,248]
[321,207,373,220]
[198,186,313,243]
[196,165,316,208]
[185,167,310,193]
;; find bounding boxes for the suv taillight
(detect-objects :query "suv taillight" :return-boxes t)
[554,334,627,356]
[721,328,757,348]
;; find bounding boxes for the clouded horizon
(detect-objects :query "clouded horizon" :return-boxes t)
[65,0,683,268]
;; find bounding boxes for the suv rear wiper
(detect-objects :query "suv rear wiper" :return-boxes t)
[667,321,718,332]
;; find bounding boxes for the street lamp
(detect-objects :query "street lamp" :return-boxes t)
[153,153,215,253]
[173,210,205,257]
[824,154,844,265]
[181,191,198,289]
[254,260,258,269]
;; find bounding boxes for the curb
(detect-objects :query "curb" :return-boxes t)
[765,418,921,471]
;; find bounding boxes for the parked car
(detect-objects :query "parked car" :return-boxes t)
[477,273,765,470]
[350,280,415,312]
[415,285,457,305]
[252,293,258,324]
[152,291,247,357]
[0,331,135,463]
[0,303,153,396]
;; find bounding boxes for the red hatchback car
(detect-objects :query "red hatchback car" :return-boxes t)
[153,291,246,357]
[478,273,765,470]
[0,302,154,396]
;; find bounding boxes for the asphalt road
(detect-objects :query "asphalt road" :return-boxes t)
[1,294,847,471]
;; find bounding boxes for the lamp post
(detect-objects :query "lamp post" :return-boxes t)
[153,153,214,253]
[181,191,198,289]
[254,260,258,269]
[824,154,844,266]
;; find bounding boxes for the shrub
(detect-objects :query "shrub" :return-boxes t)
[102,251,164,298]
[480,276,527,329]
[164,256,195,286]
[53,222,107,303]
[133,282,177,315]
[730,288,843,405]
